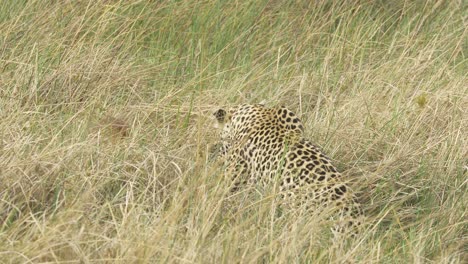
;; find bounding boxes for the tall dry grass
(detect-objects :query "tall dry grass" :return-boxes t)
[0,0,466,263]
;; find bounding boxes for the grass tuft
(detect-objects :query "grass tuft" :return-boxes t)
[0,0,466,262]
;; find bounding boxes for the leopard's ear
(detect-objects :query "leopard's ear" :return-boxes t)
[213,109,227,123]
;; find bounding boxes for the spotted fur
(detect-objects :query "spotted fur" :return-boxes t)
[213,104,364,236]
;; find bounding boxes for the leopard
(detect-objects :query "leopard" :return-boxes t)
[212,103,364,237]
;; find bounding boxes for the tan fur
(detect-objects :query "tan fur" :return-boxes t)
[213,104,364,236]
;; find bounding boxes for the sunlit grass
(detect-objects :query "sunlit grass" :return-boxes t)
[0,0,466,263]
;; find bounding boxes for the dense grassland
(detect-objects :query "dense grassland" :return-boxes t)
[0,0,466,263]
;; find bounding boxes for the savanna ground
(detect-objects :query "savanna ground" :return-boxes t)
[0,1,466,263]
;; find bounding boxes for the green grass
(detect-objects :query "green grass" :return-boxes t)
[0,0,466,263]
